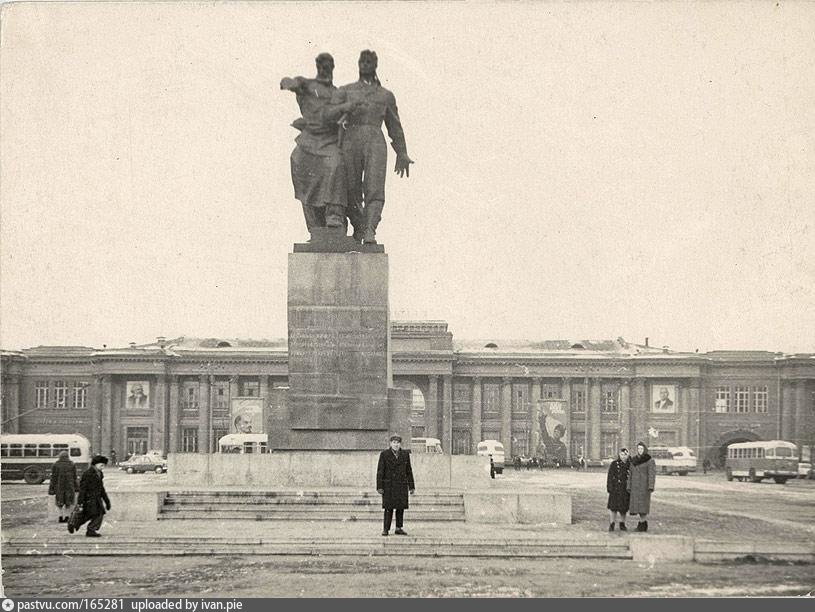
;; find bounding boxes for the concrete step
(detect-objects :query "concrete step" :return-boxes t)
[160,491,465,521]
[169,491,464,498]
[2,537,633,559]
[157,510,465,521]
[163,496,464,507]
[161,505,463,514]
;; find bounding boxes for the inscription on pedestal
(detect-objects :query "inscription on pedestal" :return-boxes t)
[288,253,389,434]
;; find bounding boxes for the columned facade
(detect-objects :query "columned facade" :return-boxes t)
[1,328,812,464]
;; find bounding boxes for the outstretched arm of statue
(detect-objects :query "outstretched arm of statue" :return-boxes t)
[280,76,306,92]
[323,98,365,124]
[385,97,413,177]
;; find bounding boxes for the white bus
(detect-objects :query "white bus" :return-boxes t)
[650,446,698,476]
[0,433,91,484]
[410,437,443,454]
[726,440,798,484]
[218,433,269,454]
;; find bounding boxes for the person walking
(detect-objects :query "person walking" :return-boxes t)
[606,448,631,531]
[376,435,415,536]
[48,450,78,524]
[70,455,111,537]
[627,442,656,532]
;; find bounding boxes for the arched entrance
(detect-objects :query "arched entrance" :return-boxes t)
[392,379,426,439]
[710,429,761,467]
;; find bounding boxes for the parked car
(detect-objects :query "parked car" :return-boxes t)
[119,454,168,474]
[799,462,813,479]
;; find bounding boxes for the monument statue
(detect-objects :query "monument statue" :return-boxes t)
[333,50,414,244]
[281,53,361,232]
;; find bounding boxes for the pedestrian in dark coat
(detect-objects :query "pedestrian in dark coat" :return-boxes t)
[70,455,111,537]
[606,448,630,531]
[627,442,656,532]
[48,450,79,523]
[376,435,415,536]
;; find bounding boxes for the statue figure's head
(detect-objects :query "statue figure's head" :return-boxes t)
[358,50,380,83]
[315,52,335,83]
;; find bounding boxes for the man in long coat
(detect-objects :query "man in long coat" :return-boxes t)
[70,455,111,537]
[48,450,79,523]
[606,447,630,531]
[376,435,415,536]
[627,442,656,532]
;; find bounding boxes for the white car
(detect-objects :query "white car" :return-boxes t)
[799,462,813,479]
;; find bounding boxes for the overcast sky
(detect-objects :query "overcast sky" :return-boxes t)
[1,1,813,353]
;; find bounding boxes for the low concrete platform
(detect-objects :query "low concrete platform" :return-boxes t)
[3,519,812,564]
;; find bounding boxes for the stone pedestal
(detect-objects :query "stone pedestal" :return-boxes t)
[268,243,409,450]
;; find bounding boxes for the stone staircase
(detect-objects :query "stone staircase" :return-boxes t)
[157,490,466,522]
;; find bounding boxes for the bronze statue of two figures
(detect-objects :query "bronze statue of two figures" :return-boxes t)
[281,50,413,245]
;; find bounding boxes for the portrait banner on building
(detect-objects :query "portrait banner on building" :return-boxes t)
[651,384,677,413]
[231,397,264,434]
[536,399,569,465]
[125,381,150,410]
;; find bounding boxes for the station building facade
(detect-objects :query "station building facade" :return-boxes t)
[2,321,813,466]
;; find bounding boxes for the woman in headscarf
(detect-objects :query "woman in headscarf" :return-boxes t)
[606,447,630,531]
[627,442,656,532]
[48,450,79,523]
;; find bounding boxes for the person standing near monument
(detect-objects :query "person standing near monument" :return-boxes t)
[281,53,362,232]
[334,50,413,244]
[606,447,630,532]
[376,435,415,536]
[48,450,78,524]
[627,442,656,532]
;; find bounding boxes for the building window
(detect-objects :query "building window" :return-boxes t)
[735,386,750,413]
[601,389,617,413]
[53,381,68,409]
[452,431,471,455]
[512,431,529,456]
[600,433,619,459]
[482,430,501,443]
[213,381,230,415]
[35,381,49,409]
[571,387,586,414]
[212,427,229,452]
[411,425,426,440]
[125,427,149,457]
[542,384,560,399]
[453,383,471,414]
[570,433,586,459]
[482,384,500,415]
[72,382,88,409]
[714,386,730,413]
[181,381,199,411]
[754,386,768,413]
[409,388,426,429]
[240,378,260,397]
[181,428,198,453]
[512,383,530,414]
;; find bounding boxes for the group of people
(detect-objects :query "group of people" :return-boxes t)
[281,50,413,244]
[49,452,111,537]
[606,442,656,532]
